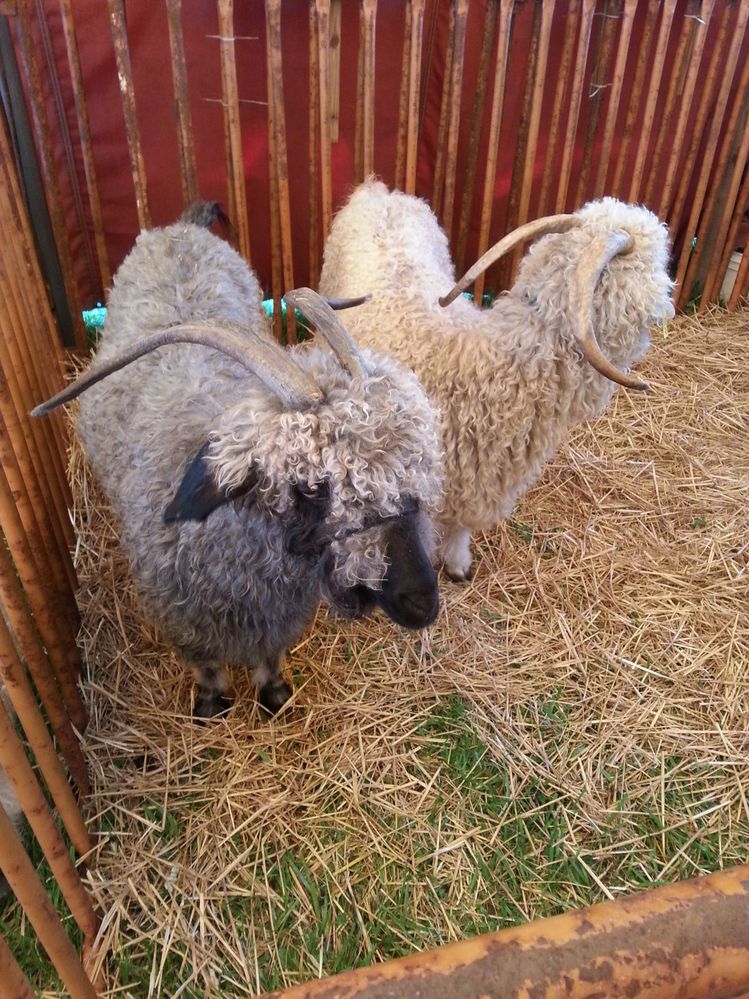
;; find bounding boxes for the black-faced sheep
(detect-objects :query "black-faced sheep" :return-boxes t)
[319,181,675,580]
[34,205,444,717]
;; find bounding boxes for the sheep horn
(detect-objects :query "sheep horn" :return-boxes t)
[571,229,648,391]
[439,215,582,306]
[322,295,371,310]
[285,288,370,379]
[30,322,324,417]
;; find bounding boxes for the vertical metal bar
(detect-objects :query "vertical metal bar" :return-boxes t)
[694,58,749,310]
[474,0,513,302]
[441,0,468,240]
[360,0,377,179]
[0,607,92,857]
[308,0,320,286]
[394,0,413,190]
[511,0,555,278]
[354,13,365,185]
[674,3,749,307]
[265,23,283,342]
[12,7,87,349]
[705,157,749,308]
[668,1,728,242]
[432,0,456,213]
[58,0,112,291]
[627,0,676,203]
[658,0,714,220]
[316,0,332,238]
[0,698,99,940]
[217,0,251,263]
[0,527,88,792]
[0,806,98,999]
[537,0,579,218]
[405,0,425,195]
[165,0,199,207]
[585,0,630,201]
[265,0,295,341]
[106,0,151,230]
[643,2,698,209]
[610,0,659,198]
[0,933,36,999]
[727,237,749,310]
[455,0,497,272]
[554,0,594,213]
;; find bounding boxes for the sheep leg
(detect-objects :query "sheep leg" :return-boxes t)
[190,661,234,719]
[254,654,292,716]
[441,525,473,582]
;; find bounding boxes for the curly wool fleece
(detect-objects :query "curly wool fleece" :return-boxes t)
[320,181,674,540]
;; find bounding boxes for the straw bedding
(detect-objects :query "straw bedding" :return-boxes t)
[61,308,748,996]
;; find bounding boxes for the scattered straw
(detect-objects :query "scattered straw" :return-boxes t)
[49,308,749,995]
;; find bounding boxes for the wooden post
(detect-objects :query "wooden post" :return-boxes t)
[537,0,579,218]
[165,0,198,207]
[554,0,594,214]
[58,0,111,291]
[12,6,87,349]
[473,0,512,303]
[674,3,749,307]
[657,0,714,220]
[0,806,98,999]
[217,0,251,263]
[455,0,497,272]
[583,0,627,201]
[0,608,92,857]
[627,0,676,203]
[106,0,151,230]
[610,0,659,199]
[0,697,99,940]
[265,865,749,999]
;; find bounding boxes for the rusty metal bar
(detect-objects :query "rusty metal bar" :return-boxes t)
[266,865,749,999]
[440,0,468,242]
[315,0,332,238]
[57,0,111,291]
[0,805,98,999]
[217,0,251,263]
[12,6,87,349]
[360,0,377,179]
[432,0,456,213]
[674,2,749,307]
[165,0,198,207]
[0,608,92,857]
[643,2,699,209]
[0,527,89,792]
[696,58,749,310]
[106,0,151,230]
[394,0,413,190]
[0,697,98,940]
[669,1,731,251]
[354,13,365,185]
[727,239,749,310]
[511,0,555,278]
[537,0,579,218]
[554,0,594,214]
[266,37,282,342]
[627,0,676,203]
[709,166,749,309]
[658,0,714,220]
[455,0,497,272]
[610,0,659,199]
[265,0,295,342]
[308,0,320,287]
[584,0,627,202]
[404,0,425,195]
[0,933,36,999]
[473,0,512,302]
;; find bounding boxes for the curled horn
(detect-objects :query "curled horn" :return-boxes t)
[285,288,370,379]
[31,322,323,418]
[322,295,371,310]
[439,215,582,307]
[569,229,647,391]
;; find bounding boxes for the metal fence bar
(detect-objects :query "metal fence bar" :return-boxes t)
[360,0,377,180]
[404,0,425,195]
[727,238,749,310]
[315,0,332,238]
[432,0,457,213]
[165,0,199,207]
[308,0,320,286]
[106,0,151,230]
[0,932,36,999]
[705,154,749,309]
[585,0,629,201]
[217,0,251,263]
[394,0,413,191]
[554,0,594,213]
[440,0,468,241]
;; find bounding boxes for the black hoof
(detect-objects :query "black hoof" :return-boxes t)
[194,690,234,720]
[258,680,293,716]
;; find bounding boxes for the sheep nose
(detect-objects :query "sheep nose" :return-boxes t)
[400,588,440,626]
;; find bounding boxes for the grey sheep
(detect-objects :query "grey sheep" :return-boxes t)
[319,180,676,581]
[35,204,443,717]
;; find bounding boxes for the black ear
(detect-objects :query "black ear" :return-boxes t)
[164,442,256,523]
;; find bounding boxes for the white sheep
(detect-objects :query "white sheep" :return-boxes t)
[35,204,444,717]
[319,181,675,580]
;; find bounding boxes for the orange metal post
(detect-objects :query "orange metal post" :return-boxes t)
[165,0,199,206]
[554,0,594,213]
[0,933,36,999]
